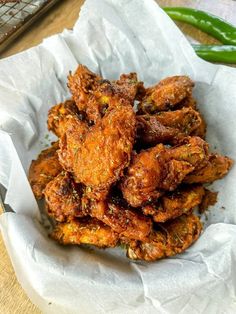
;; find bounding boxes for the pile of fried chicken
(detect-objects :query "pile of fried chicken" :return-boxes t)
[29,65,233,262]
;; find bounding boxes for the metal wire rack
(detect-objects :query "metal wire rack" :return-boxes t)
[0,0,60,53]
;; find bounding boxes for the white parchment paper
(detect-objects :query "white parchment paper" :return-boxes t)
[0,1,236,313]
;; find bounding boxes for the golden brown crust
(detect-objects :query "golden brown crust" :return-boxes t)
[121,136,209,207]
[138,76,194,113]
[58,105,136,199]
[126,214,202,261]
[47,100,81,138]
[184,154,233,184]
[136,115,181,146]
[44,172,84,222]
[143,185,205,223]
[67,65,102,122]
[28,142,62,199]
[68,65,143,122]
[51,218,119,248]
[136,107,203,146]
[83,199,152,241]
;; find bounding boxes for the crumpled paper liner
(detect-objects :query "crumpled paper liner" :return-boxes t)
[0,0,236,313]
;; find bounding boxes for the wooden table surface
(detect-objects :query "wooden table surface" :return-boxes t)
[0,0,236,313]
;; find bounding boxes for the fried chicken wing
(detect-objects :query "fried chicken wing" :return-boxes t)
[121,136,209,207]
[44,172,84,222]
[138,76,194,114]
[82,199,152,241]
[28,142,62,199]
[51,218,119,248]
[59,105,136,199]
[47,100,83,138]
[126,214,202,261]
[143,185,205,223]
[184,154,233,184]
[121,144,164,207]
[136,107,203,146]
[68,65,143,122]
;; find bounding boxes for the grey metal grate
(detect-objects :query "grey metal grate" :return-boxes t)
[0,0,60,53]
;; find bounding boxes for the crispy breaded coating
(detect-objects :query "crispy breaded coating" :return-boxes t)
[138,76,194,113]
[44,172,84,222]
[126,214,202,261]
[121,144,165,207]
[121,137,209,207]
[153,108,202,134]
[82,199,152,241]
[59,105,136,200]
[199,189,218,213]
[136,107,203,146]
[51,218,119,248]
[58,115,88,173]
[143,185,205,223]
[47,100,82,138]
[136,115,181,146]
[112,73,145,102]
[28,142,62,199]
[68,65,143,122]
[191,113,206,138]
[184,154,233,184]
[164,136,209,171]
[176,95,197,110]
[67,65,101,121]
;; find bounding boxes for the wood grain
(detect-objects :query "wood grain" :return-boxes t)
[0,0,235,313]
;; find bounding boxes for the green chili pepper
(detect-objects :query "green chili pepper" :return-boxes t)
[192,44,236,63]
[163,7,236,45]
